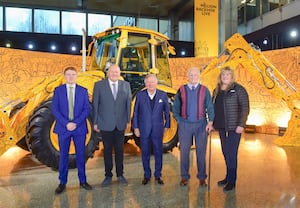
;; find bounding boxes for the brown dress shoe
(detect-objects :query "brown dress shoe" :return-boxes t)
[180,179,189,186]
[199,179,207,186]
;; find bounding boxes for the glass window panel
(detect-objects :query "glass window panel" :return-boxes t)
[34,9,59,34]
[112,16,135,26]
[179,21,193,41]
[62,11,86,35]
[6,7,32,32]
[0,7,3,30]
[88,13,111,36]
[159,19,170,36]
[137,18,158,31]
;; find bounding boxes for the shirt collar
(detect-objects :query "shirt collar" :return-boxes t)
[66,83,76,88]
[147,90,156,99]
[187,83,199,90]
[108,79,118,86]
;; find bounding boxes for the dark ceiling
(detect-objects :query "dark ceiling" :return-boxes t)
[1,0,194,19]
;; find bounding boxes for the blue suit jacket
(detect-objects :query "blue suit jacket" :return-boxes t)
[132,89,170,138]
[52,84,90,136]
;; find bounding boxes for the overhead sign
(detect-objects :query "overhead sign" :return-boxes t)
[194,0,219,57]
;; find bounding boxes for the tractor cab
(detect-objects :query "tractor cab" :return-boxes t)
[89,26,175,93]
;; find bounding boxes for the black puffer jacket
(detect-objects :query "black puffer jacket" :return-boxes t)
[213,83,250,131]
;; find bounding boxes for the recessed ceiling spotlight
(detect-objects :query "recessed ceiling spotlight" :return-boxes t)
[290,30,297,38]
[28,43,34,49]
[71,46,77,51]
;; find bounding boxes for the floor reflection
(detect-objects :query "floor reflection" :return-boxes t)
[0,133,300,207]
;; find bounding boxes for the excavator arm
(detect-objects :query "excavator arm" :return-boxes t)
[201,33,300,146]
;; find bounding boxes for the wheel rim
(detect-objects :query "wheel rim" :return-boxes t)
[50,119,92,154]
[163,112,178,144]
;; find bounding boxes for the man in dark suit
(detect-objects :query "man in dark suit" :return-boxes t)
[92,64,132,187]
[132,74,170,185]
[52,66,92,194]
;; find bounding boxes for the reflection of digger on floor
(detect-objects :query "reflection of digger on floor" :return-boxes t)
[0,26,179,169]
[200,33,300,146]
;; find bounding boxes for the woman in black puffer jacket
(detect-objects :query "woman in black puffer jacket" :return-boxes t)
[212,66,249,192]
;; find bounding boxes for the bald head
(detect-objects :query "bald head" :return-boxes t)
[187,67,200,85]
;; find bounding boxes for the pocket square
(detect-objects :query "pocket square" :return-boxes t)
[159,99,163,103]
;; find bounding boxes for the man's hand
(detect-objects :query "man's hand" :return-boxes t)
[134,128,140,137]
[206,122,214,133]
[67,122,76,131]
[94,124,100,132]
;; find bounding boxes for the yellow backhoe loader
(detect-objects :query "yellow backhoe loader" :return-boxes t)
[0,26,179,169]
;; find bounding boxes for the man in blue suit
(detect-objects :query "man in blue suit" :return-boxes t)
[52,66,92,194]
[132,74,170,185]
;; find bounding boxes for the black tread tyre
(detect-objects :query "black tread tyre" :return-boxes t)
[26,100,99,169]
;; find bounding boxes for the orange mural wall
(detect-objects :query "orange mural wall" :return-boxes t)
[1,46,300,134]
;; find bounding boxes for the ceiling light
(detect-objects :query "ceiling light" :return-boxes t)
[28,43,34,49]
[51,45,57,51]
[262,38,268,45]
[71,46,77,52]
[290,30,297,38]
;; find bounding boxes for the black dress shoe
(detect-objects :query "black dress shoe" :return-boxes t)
[55,184,66,194]
[223,183,235,192]
[80,182,92,190]
[217,178,227,186]
[199,179,207,187]
[142,178,150,185]
[155,178,164,185]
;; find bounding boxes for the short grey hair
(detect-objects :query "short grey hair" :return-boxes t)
[144,74,158,84]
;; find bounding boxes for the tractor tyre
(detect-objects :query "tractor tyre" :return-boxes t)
[26,100,100,169]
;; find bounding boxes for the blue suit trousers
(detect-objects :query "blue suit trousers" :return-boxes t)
[141,129,163,179]
[58,133,86,185]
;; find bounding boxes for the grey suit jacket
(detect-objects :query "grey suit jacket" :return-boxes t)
[92,79,132,131]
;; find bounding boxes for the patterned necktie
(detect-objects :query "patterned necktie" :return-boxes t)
[192,86,195,91]
[68,86,74,120]
[112,83,117,100]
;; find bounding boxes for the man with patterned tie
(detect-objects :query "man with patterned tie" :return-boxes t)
[52,66,92,194]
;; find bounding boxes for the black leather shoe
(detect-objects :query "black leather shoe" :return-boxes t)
[142,178,150,185]
[80,182,92,190]
[217,178,227,186]
[199,179,207,187]
[55,184,66,194]
[223,183,235,192]
[155,178,164,185]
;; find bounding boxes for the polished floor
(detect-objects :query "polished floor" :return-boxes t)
[0,133,300,208]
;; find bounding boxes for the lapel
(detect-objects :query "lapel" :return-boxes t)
[105,79,115,100]
[116,81,121,99]
[152,91,160,113]
[63,84,68,105]
[74,85,79,108]
[143,90,152,111]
